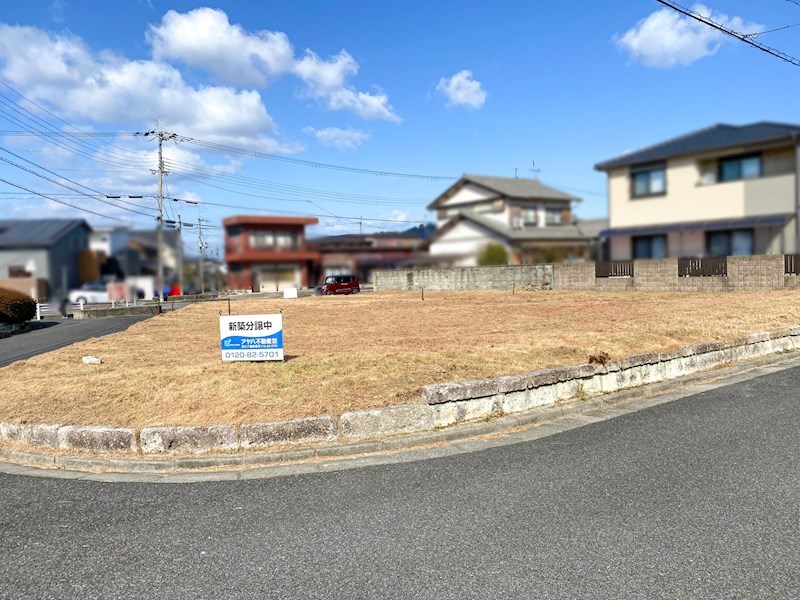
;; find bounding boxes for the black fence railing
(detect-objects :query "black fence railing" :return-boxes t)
[678,256,727,277]
[785,254,800,275]
[595,260,634,278]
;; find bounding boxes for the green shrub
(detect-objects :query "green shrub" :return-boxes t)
[0,287,36,324]
[478,243,509,266]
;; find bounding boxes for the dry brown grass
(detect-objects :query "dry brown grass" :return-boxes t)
[1,290,799,427]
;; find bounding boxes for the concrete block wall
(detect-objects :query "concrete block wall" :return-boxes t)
[374,265,554,292]
[377,254,799,293]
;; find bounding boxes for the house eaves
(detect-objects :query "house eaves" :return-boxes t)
[595,121,800,171]
[422,212,600,250]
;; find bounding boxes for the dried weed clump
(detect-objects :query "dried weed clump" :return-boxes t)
[0,290,798,427]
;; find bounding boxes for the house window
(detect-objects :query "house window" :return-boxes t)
[524,208,538,225]
[632,234,667,259]
[706,229,753,256]
[275,232,296,248]
[445,207,460,217]
[719,154,761,182]
[473,202,493,213]
[545,208,562,225]
[227,226,242,237]
[8,266,32,278]
[631,162,666,197]
[249,231,274,248]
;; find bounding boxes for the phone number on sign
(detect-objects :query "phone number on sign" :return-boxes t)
[223,350,283,360]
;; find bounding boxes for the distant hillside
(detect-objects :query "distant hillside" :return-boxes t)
[400,223,436,239]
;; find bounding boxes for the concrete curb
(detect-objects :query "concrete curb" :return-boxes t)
[1,326,800,470]
[74,305,160,319]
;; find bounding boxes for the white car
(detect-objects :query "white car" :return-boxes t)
[68,282,110,305]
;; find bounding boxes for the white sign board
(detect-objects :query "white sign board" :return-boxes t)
[283,287,298,299]
[219,313,283,362]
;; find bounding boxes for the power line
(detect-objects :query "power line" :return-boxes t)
[0,145,154,217]
[0,131,135,137]
[165,133,457,181]
[164,195,428,224]
[0,79,152,162]
[162,158,426,204]
[0,177,128,222]
[654,0,800,67]
[742,23,800,39]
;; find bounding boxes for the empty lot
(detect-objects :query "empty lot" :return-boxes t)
[0,290,798,427]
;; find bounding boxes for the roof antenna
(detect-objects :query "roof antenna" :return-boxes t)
[529,160,541,177]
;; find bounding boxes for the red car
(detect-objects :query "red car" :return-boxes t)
[316,274,361,295]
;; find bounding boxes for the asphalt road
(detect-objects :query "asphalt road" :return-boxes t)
[0,317,148,367]
[1,365,799,598]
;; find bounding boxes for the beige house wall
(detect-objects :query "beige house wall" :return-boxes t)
[608,161,747,228]
[608,145,798,229]
[743,174,794,215]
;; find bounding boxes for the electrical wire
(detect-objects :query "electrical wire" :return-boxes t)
[0,177,129,222]
[0,145,155,217]
[655,0,800,67]
[170,134,457,181]
[163,159,426,204]
[164,195,428,224]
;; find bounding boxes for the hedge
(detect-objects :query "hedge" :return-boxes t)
[0,287,36,324]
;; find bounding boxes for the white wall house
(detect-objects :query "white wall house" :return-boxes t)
[89,227,130,257]
[595,122,800,260]
[424,174,606,266]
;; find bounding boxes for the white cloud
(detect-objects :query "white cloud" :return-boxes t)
[148,8,400,122]
[303,126,370,151]
[0,24,296,152]
[148,8,293,87]
[293,50,399,122]
[436,70,487,109]
[614,3,763,68]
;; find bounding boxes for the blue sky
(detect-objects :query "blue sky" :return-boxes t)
[1,0,799,254]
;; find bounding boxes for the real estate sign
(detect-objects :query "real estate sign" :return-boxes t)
[219,313,283,362]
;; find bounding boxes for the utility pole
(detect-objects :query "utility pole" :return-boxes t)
[146,127,177,299]
[177,213,185,295]
[198,217,208,293]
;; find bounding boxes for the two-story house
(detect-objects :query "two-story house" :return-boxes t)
[0,219,91,299]
[224,215,320,292]
[595,122,800,260]
[308,232,424,284]
[423,174,606,265]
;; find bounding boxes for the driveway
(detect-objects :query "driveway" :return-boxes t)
[0,317,148,367]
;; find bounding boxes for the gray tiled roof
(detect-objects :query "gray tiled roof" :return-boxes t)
[428,174,578,209]
[0,219,88,249]
[462,174,578,201]
[595,122,800,171]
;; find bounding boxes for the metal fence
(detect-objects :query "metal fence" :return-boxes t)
[785,254,800,275]
[678,256,728,277]
[595,260,634,278]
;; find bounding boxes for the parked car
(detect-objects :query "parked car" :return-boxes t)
[316,274,361,295]
[68,281,110,304]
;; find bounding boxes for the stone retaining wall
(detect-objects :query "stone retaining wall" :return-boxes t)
[2,327,798,455]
